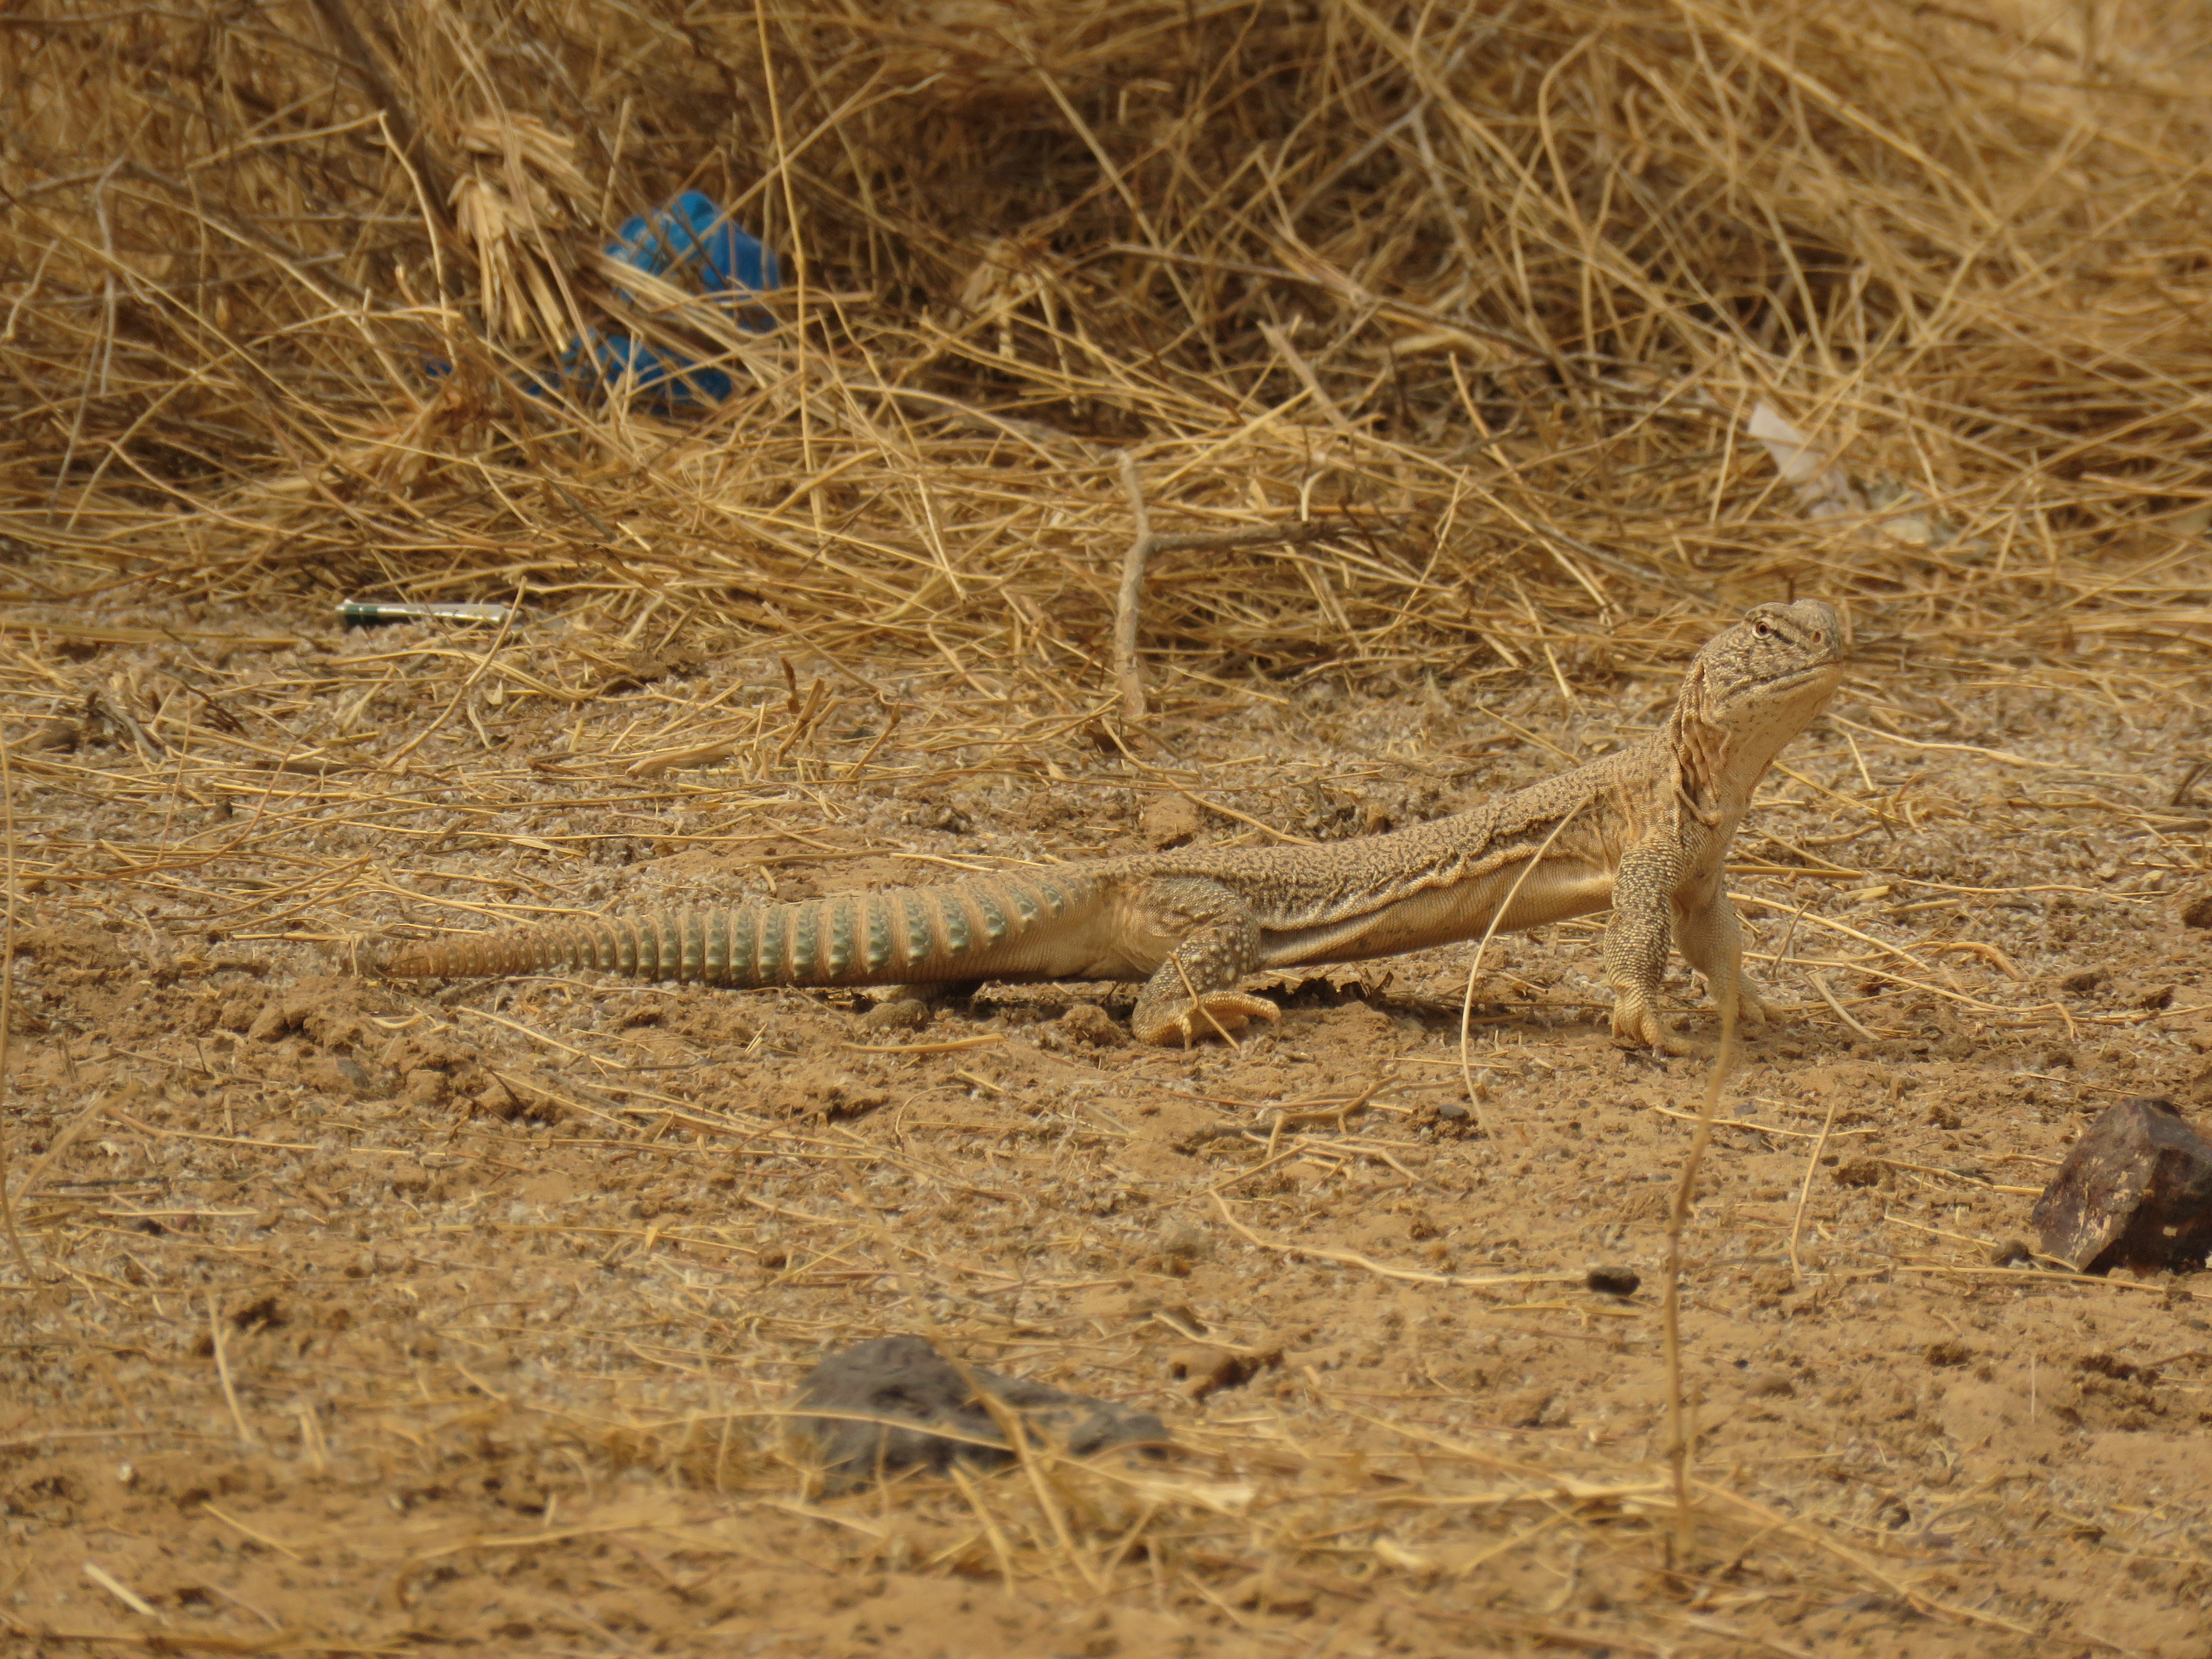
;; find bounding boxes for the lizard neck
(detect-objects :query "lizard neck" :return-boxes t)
[1665,663,1753,827]
[1666,659,1826,828]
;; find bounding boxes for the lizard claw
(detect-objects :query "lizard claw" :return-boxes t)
[1134,992,1281,1046]
[1610,997,1690,1056]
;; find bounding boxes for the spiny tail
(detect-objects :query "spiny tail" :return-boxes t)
[376,873,1096,988]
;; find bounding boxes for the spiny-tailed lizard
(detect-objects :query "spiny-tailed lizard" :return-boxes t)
[377,600,1846,1052]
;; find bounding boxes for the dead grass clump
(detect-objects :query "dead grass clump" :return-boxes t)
[0,0,2207,680]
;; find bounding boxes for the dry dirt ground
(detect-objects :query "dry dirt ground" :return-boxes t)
[3,597,2212,1658]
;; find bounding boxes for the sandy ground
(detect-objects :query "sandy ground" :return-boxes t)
[3,598,2211,1657]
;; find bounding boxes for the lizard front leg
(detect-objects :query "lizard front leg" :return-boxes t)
[1672,876,1772,1031]
[1127,878,1279,1046]
[1602,834,1688,1054]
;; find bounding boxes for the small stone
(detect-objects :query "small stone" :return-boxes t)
[1436,1100,1471,1123]
[1498,1385,1555,1428]
[1138,795,1208,849]
[2181,892,2212,930]
[1747,1263,1797,1301]
[1164,1343,1278,1400]
[1058,1003,1125,1046]
[1158,1220,1214,1265]
[1226,1572,1316,1616]
[1832,1158,1885,1188]
[860,997,931,1033]
[476,1077,553,1122]
[24,716,79,753]
[1988,1238,2035,1267]
[1585,1265,1640,1297]
[246,997,305,1042]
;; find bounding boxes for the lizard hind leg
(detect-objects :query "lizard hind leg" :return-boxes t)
[1126,879,1279,1047]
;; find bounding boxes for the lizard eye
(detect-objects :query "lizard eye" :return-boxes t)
[1752,619,1772,638]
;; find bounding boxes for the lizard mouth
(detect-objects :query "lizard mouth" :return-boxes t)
[1714,654,1846,717]
[1763,657,1846,688]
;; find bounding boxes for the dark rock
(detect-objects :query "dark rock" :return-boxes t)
[2032,1097,2212,1274]
[1586,1265,1641,1296]
[789,1334,1170,1491]
[1435,1100,1471,1123]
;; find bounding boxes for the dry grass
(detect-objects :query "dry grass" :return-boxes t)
[5,1,2212,1654]
[3,0,2209,674]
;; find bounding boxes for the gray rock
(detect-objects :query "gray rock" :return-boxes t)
[789,1334,1170,1491]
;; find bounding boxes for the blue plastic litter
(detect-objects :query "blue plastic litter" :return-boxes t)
[578,190,781,407]
[608,189,780,315]
[431,191,779,411]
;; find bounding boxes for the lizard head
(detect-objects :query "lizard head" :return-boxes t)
[1675,598,1848,797]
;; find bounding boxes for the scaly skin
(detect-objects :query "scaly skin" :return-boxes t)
[377,600,1847,1050]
